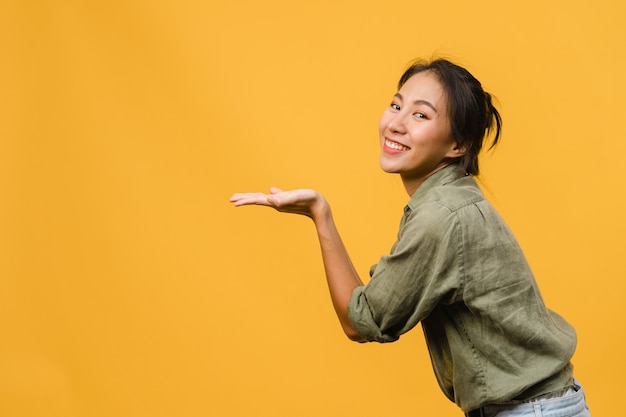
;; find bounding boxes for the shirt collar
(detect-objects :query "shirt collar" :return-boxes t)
[405,163,467,214]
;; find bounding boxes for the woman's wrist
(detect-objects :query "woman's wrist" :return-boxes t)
[310,193,332,224]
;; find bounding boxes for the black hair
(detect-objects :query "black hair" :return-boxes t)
[398,58,502,176]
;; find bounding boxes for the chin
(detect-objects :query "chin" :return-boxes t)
[379,163,400,174]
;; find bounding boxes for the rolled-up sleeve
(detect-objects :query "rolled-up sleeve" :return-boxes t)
[348,285,399,342]
[347,202,463,343]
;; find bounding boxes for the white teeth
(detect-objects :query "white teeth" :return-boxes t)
[385,139,410,151]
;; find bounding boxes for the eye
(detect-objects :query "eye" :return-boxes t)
[390,103,401,111]
[413,112,428,119]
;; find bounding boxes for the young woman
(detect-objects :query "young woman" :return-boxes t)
[230,59,591,417]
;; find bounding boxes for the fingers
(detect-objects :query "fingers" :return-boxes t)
[267,187,285,205]
[230,188,318,208]
[229,188,291,207]
[229,192,273,207]
[230,187,288,206]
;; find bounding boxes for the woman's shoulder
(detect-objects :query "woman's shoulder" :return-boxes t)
[401,178,483,240]
[412,175,485,214]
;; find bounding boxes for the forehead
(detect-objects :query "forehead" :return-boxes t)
[398,71,447,107]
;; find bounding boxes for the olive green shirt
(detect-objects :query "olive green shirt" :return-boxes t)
[348,163,576,412]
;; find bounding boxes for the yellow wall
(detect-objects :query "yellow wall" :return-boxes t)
[1,1,624,416]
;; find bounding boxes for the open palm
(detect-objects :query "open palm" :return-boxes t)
[230,187,326,219]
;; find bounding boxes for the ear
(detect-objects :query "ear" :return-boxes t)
[446,142,467,158]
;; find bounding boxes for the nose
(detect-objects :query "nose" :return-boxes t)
[387,112,407,134]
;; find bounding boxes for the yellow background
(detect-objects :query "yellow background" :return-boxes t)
[1,1,624,416]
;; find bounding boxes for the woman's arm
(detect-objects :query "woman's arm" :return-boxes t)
[230,187,365,341]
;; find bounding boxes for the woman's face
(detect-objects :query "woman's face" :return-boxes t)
[378,71,462,192]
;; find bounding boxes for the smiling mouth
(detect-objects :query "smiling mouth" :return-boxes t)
[385,139,410,151]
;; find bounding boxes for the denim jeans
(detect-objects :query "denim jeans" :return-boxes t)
[465,379,591,417]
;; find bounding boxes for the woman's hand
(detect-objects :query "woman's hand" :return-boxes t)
[230,187,328,221]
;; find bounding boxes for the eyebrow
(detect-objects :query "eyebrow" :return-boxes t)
[394,93,438,113]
